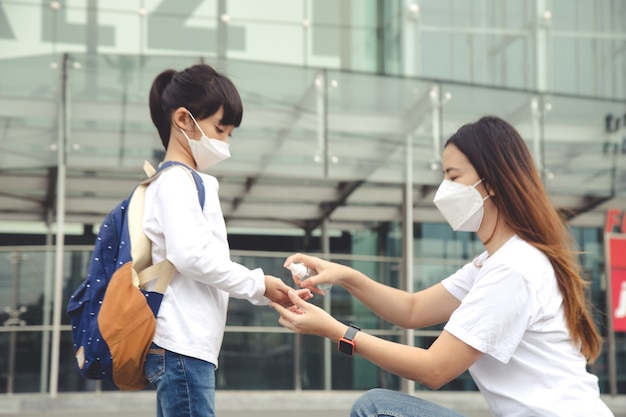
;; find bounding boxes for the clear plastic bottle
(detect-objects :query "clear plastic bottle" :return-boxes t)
[287,262,332,293]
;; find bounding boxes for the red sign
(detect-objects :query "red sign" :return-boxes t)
[605,208,626,233]
[609,236,626,332]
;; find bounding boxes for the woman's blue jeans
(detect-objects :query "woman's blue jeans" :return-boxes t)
[351,388,469,417]
[144,343,216,417]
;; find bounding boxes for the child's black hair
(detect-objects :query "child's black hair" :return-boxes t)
[149,64,243,148]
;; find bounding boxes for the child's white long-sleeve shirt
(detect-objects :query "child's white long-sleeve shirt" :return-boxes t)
[143,166,267,367]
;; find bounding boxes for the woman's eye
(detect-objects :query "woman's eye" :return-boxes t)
[215,126,224,134]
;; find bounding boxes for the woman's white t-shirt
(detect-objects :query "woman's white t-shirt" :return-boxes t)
[442,235,613,417]
[143,166,268,367]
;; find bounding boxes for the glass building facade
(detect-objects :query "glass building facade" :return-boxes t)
[0,0,625,397]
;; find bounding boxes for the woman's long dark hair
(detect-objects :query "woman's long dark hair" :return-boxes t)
[149,64,243,149]
[446,116,602,363]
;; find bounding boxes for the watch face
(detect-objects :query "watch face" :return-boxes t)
[338,339,354,355]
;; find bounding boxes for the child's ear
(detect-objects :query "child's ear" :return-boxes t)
[173,107,192,131]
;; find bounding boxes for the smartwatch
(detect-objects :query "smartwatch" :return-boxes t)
[338,324,360,356]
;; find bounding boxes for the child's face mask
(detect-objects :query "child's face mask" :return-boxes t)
[180,111,231,170]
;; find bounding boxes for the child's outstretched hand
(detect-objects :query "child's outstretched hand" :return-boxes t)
[264,275,313,307]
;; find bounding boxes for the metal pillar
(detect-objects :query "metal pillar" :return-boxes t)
[315,70,329,177]
[530,96,545,176]
[403,0,421,77]
[40,211,55,393]
[401,133,415,395]
[217,0,227,59]
[49,53,69,398]
[322,219,332,390]
[535,0,551,92]
[5,252,27,394]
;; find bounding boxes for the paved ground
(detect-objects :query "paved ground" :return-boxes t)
[0,390,624,417]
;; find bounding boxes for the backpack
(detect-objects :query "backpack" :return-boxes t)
[66,160,205,390]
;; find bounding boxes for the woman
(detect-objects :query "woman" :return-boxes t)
[143,64,311,417]
[272,116,613,416]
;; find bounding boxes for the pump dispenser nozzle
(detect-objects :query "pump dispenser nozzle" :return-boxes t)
[287,262,332,293]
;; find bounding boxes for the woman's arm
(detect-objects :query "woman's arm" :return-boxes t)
[343,279,460,329]
[284,254,460,329]
[272,291,481,390]
[353,328,482,389]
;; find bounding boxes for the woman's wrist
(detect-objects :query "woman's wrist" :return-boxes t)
[340,268,364,291]
[328,322,349,343]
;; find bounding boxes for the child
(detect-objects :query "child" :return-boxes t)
[144,64,311,417]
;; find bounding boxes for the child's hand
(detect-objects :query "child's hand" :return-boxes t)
[264,275,313,307]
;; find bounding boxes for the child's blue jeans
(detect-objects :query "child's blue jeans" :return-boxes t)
[145,343,216,417]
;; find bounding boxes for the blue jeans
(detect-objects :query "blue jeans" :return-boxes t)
[144,343,216,417]
[351,388,469,417]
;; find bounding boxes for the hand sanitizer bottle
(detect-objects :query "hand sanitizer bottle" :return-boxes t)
[287,262,332,293]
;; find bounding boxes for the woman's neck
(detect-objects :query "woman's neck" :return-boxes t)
[479,208,515,256]
[483,229,515,256]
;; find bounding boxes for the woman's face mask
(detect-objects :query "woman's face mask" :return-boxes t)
[180,111,231,170]
[433,179,489,232]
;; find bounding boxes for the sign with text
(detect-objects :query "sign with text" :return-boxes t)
[606,208,626,234]
[608,235,626,332]
[605,209,626,332]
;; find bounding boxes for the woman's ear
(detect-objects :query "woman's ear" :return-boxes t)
[483,181,495,197]
[173,107,191,131]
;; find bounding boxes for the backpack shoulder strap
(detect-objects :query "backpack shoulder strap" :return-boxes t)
[143,160,205,208]
[128,161,207,291]
[143,160,156,177]
[127,182,168,290]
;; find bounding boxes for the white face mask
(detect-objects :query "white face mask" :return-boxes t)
[433,179,489,232]
[180,111,231,170]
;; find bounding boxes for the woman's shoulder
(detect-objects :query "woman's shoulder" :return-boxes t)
[489,235,554,282]
[499,235,545,259]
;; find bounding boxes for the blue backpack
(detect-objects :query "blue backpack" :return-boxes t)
[67,161,205,390]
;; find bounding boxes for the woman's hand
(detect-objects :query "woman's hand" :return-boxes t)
[264,275,313,307]
[284,253,356,295]
[271,290,346,340]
